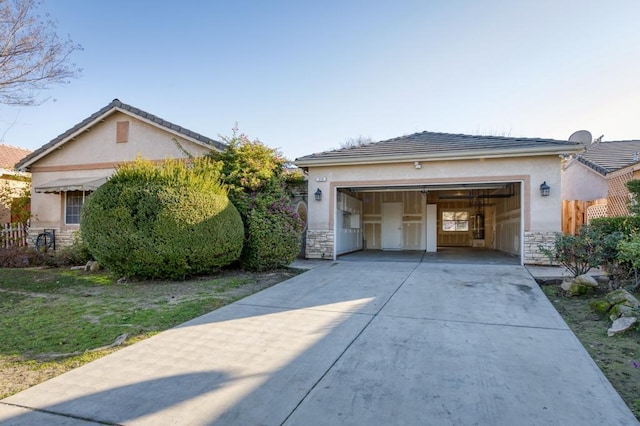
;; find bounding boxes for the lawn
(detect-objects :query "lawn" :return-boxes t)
[0,267,301,398]
[542,283,640,419]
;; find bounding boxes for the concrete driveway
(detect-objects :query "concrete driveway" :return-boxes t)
[1,260,637,425]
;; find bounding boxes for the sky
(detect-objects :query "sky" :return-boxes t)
[0,0,639,161]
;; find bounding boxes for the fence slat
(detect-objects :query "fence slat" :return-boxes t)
[1,222,27,248]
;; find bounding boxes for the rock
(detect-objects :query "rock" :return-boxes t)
[597,275,611,286]
[85,260,102,272]
[561,278,573,292]
[574,274,598,287]
[610,304,638,320]
[605,289,640,308]
[608,317,637,337]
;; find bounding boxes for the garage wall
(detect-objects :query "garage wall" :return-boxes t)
[357,191,424,250]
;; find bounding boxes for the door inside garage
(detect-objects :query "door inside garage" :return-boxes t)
[335,182,522,261]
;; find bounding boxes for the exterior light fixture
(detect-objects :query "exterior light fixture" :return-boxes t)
[314,188,322,201]
[540,181,550,197]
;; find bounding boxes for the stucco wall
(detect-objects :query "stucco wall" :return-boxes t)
[305,155,563,261]
[28,112,217,247]
[561,160,607,201]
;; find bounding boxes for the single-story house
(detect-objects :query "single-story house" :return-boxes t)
[295,131,583,265]
[15,99,225,247]
[561,138,640,218]
[0,144,32,223]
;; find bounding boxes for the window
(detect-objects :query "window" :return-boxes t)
[65,191,89,224]
[442,211,469,232]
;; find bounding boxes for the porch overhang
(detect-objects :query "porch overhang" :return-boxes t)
[34,176,108,193]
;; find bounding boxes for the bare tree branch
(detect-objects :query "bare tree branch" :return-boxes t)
[0,0,81,106]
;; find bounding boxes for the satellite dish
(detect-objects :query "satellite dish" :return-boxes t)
[568,130,593,147]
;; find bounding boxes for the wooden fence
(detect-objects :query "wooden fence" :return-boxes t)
[562,198,607,235]
[1,223,28,248]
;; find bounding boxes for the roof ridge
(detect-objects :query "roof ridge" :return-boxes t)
[16,99,226,170]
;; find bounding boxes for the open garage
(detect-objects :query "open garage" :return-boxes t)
[295,131,583,265]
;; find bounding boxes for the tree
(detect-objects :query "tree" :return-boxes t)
[0,0,81,106]
[340,135,372,149]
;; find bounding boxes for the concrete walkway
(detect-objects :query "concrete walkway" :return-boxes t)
[1,260,637,425]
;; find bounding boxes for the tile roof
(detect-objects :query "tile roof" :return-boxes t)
[295,131,582,164]
[16,99,225,170]
[0,144,32,169]
[575,140,640,175]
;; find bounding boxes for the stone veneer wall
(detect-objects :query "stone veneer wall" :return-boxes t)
[524,231,558,265]
[305,230,334,259]
[27,227,77,249]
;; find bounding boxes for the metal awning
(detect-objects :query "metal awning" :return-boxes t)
[34,176,108,193]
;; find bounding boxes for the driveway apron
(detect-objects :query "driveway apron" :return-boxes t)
[1,261,637,425]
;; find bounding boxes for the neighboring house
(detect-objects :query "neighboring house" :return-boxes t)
[295,131,583,265]
[561,139,640,218]
[0,144,32,223]
[15,99,225,248]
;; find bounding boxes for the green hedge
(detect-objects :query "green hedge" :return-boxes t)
[590,216,640,237]
[81,159,244,279]
[241,194,302,271]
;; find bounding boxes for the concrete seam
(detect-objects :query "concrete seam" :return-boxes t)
[279,261,423,426]
[378,313,571,331]
[0,401,117,425]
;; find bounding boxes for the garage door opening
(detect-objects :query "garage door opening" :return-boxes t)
[335,182,522,264]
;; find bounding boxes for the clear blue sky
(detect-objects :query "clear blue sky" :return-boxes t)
[0,0,639,161]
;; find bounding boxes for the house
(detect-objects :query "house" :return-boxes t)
[561,138,640,220]
[295,131,583,265]
[0,144,32,223]
[15,99,225,247]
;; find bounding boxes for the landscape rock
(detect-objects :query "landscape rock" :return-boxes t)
[609,304,638,321]
[605,289,640,308]
[574,274,598,287]
[608,316,637,337]
[560,278,573,292]
[85,260,102,272]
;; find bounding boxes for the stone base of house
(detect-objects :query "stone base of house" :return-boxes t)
[523,231,558,265]
[305,229,334,259]
[27,227,77,249]
[306,229,558,265]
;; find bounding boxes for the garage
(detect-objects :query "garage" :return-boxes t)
[295,131,583,265]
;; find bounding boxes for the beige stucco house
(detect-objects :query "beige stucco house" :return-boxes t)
[295,131,583,265]
[561,138,640,218]
[0,144,32,223]
[16,99,225,247]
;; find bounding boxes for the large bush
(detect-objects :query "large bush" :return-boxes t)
[81,158,244,279]
[209,129,304,271]
[242,193,303,271]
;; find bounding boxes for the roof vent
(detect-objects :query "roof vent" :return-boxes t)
[568,130,593,148]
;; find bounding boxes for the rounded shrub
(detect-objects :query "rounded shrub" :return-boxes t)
[81,158,244,279]
[241,194,303,271]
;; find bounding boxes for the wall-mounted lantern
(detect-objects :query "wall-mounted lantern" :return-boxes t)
[314,188,322,201]
[540,181,550,197]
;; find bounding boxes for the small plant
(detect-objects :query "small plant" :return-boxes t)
[539,226,604,277]
[616,237,640,290]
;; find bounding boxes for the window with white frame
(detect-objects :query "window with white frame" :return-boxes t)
[65,191,89,224]
[442,211,469,232]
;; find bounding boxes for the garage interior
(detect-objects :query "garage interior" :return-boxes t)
[335,182,522,262]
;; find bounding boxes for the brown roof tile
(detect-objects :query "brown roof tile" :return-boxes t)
[0,144,32,169]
